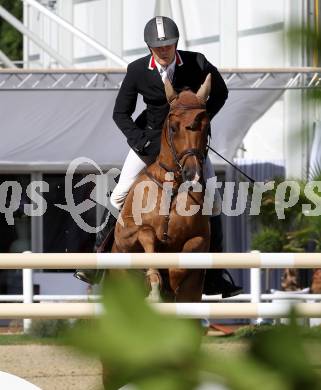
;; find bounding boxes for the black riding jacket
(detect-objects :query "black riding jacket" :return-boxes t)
[113,50,228,157]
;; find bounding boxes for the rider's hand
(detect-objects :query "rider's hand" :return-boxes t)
[133,138,159,156]
[141,139,160,156]
[132,136,149,155]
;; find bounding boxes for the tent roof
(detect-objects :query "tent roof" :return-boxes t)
[1,67,320,89]
[0,68,320,172]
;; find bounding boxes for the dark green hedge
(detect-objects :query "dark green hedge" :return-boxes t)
[0,0,22,61]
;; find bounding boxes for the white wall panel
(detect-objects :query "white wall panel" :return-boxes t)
[243,100,284,160]
[237,1,286,162]
[181,0,220,40]
[238,0,285,31]
[73,0,108,65]
[238,31,284,67]
[188,43,220,65]
[123,0,156,52]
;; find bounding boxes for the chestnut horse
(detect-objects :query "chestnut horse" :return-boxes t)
[110,74,212,303]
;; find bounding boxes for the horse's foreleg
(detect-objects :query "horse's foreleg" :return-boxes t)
[137,226,161,302]
[170,236,207,302]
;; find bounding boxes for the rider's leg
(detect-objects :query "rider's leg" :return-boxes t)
[74,150,155,285]
[110,149,154,210]
[202,157,243,298]
[96,148,154,251]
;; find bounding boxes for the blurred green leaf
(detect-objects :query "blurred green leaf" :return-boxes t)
[62,274,321,390]
[287,24,321,102]
[201,352,289,390]
[249,314,321,390]
[64,274,202,389]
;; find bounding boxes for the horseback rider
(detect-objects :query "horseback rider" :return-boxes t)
[75,16,242,298]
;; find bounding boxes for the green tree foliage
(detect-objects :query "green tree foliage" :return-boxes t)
[251,175,321,253]
[0,0,22,61]
[252,228,284,253]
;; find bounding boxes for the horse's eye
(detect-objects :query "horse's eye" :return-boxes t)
[186,118,200,130]
[170,122,179,132]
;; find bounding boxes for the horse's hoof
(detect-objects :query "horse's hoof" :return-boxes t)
[146,285,161,303]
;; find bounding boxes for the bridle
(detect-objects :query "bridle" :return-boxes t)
[158,103,209,178]
[160,102,256,184]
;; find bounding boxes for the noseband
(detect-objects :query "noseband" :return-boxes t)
[158,103,209,175]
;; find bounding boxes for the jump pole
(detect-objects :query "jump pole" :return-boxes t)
[0,252,321,269]
[0,302,320,319]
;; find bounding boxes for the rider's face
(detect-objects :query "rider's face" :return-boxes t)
[150,44,176,66]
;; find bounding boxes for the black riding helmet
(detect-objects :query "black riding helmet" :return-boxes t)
[144,16,179,48]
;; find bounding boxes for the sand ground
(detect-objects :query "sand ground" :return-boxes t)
[0,345,103,390]
[0,341,247,390]
[0,340,319,389]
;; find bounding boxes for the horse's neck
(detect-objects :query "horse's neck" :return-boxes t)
[146,160,168,185]
[158,132,178,173]
[146,130,177,183]
[146,159,206,206]
[146,125,205,202]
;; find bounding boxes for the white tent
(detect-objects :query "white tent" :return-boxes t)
[0,70,292,171]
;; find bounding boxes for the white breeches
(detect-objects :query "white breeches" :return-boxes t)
[110,149,222,216]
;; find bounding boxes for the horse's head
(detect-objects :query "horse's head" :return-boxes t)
[160,74,211,183]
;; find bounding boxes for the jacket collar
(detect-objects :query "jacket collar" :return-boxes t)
[148,51,183,70]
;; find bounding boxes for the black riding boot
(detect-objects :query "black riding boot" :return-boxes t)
[73,210,117,285]
[203,215,243,298]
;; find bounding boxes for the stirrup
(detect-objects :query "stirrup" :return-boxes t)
[73,269,104,285]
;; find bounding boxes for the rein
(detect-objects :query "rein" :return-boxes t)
[206,144,255,184]
[165,102,255,183]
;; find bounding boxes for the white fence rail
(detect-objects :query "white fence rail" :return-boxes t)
[0,252,320,331]
[0,302,320,320]
[0,252,320,269]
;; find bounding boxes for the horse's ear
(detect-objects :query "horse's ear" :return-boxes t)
[164,77,178,104]
[196,73,212,104]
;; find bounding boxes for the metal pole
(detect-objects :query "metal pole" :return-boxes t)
[170,0,187,50]
[107,0,123,67]
[250,251,261,324]
[0,50,17,68]
[21,0,128,67]
[220,0,238,67]
[251,268,261,303]
[31,173,43,254]
[0,5,72,68]
[22,1,29,68]
[22,259,33,333]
